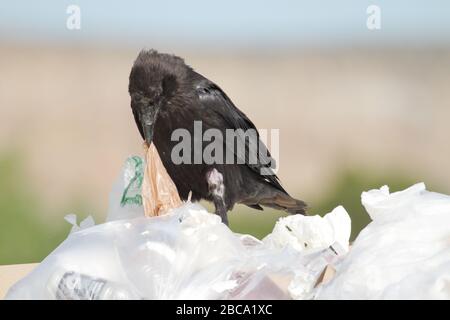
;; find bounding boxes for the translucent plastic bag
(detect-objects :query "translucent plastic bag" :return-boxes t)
[6,202,348,300]
[106,156,145,221]
[141,143,182,217]
[316,183,450,300]
[5,156,350,300]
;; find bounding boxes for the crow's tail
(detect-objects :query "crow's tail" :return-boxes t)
[257,191,308,215]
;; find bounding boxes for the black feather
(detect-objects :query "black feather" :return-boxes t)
[193,75,287,193]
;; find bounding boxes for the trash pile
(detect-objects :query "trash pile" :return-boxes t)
[5,156,450,300]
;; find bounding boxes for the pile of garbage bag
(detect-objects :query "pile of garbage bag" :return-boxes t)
[5,157,450,299]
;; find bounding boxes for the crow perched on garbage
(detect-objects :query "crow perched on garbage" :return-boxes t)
[129,50,306,225]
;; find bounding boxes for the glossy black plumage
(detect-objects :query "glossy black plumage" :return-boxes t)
[129,50,306,224]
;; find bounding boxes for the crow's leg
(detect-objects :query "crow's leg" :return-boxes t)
[213,197,228,226]
[206,168,229,225]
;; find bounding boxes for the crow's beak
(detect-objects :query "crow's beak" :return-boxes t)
[141,107,159,145]
[131,93,160,144]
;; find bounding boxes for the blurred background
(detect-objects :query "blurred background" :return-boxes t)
[1,0,450,264]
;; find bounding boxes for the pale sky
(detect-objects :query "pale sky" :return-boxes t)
[1,0,449,50]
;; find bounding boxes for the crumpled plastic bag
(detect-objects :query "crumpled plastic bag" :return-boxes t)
[5,156,350,300]
[141,143,182,217]
[316,183,450,300]
[262,206,351,299]
[106,155,145,221]
[6,202,349,300]
[264,205,351,254]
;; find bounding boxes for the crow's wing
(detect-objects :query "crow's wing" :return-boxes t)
[194,76,287,193]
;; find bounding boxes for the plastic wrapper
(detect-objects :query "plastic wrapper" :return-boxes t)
[263,205,351,253]
[142,143,182,217]
[316,183,450,300]
[6,201,349,300]
[106,156,145,221]
[5,156,349,300]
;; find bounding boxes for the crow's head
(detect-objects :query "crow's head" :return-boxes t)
[129,49,189,144]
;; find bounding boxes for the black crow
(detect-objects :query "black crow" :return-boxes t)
[129,50,306,225]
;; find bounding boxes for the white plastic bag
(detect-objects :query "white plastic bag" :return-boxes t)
[316,183,450,300]
[106,156,145,221]
[7,201,349,300]
[6,156,350,300]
